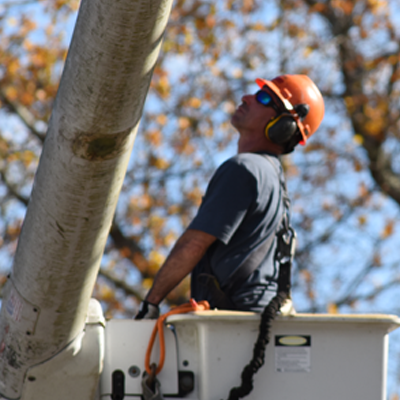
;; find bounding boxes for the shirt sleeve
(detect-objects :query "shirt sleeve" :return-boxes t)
[188,158,257,244]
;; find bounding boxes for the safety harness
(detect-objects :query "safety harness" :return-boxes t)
[142,157,296,400]
[225,156,296,399]
[197,155,294,311]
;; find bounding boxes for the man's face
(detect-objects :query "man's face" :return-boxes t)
[231,88,280,134]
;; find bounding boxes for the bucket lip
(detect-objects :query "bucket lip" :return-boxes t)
[166,311,400,332]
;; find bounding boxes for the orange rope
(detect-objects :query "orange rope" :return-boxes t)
[145,299,210,375]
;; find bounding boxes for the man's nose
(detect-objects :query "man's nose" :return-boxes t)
[241,94,254,104]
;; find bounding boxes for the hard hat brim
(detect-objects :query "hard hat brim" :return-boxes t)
[255,78,294,112]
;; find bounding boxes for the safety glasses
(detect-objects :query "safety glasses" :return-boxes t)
[255,90,280,113]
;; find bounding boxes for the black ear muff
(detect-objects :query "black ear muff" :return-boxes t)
[265,114,298,145]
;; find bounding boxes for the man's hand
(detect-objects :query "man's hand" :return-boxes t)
[135,300,160,320]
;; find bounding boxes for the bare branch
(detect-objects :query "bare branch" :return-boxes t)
[98,268,143,300]
[335,276,400,307]
[109,221,151,276]
[354,278,400,303]
[334,239,382,307]
[315,6,400,209]
[367,147,400,206]
[0,170,29,206]
[0,90,46,143]
[0,0,37,8]
[295,194,364,260]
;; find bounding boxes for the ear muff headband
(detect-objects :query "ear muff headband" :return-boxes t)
[265,113,298,145]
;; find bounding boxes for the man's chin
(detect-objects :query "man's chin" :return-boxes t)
[230,114,240,129]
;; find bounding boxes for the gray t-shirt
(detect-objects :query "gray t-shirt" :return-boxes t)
[189,152,287,311]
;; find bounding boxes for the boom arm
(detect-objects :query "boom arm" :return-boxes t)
[0,0,173,398]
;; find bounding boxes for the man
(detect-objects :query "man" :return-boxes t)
[136,74,324,319]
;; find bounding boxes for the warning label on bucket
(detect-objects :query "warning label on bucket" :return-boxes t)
[275,335,311,372]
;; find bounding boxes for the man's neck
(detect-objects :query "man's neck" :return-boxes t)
[238,135,283,155]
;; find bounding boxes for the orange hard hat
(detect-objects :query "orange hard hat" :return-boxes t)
[256,74,324,145]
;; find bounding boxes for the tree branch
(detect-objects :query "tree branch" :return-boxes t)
[109,221,151,276]
[0,0,37,8]
[315,6,400,208]
[0,90,46,143]
[335,276,400,307]
[98,268,143,300]
[333,237,383,307]
[366,146,400,206]
[0,170,29,206]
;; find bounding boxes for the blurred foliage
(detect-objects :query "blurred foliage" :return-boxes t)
[0,0,399,331]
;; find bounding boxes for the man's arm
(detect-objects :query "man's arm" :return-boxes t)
[145,229,217,305]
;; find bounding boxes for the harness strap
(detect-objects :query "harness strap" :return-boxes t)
[225,158,295,400]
